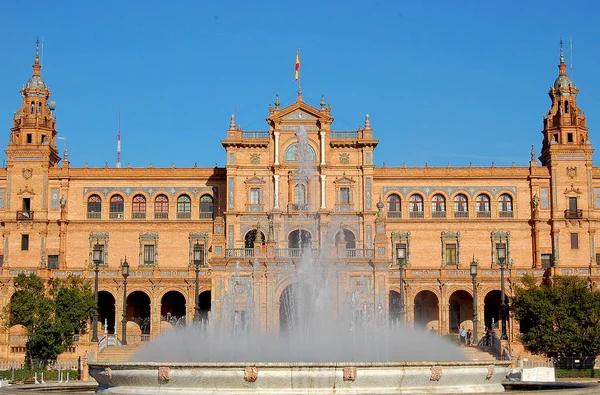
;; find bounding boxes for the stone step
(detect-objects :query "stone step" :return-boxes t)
[461,346,498,361]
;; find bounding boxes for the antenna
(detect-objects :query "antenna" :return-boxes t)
[41,36,44,68]
[569,36,573,72]
[116,111,121,168]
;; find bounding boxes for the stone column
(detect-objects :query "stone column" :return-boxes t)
[320,175,326,209]
[274,131,280,165]
[273,174,280,209]
[319,131,326,165]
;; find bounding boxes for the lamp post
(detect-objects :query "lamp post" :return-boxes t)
[497,243,508,340]
[396,244,407,323]
[91,242,103,342]
[193,242,204,323]
[470,257,478,345]
[121,257,129,346]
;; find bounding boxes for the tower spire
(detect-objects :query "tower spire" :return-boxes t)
[558,39,567,76]
[33,38,41,76]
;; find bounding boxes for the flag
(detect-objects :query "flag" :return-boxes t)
[295,49,300,81]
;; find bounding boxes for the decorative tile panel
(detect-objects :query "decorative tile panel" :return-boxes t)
[0,189,4,209]
[83,186,214,198]
[51,188,59,209]
[229,178,235,209]
[541,188,549,209]
[366,177,372,210]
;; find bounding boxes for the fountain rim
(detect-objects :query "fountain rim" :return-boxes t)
[90,360,511,369]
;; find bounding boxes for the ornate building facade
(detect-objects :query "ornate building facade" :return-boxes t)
[0,44,598,360]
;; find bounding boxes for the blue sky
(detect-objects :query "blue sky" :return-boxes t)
[1,0,599,169]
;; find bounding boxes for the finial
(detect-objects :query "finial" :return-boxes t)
[297,85,303,101]
[530,145,535,161]
[63,144,69,162]
[365,114,371,128]
[320,95,326,110]
[255,223,264,243]
[559,38,564,64]
[229,114,236,129]
[34,37,40,66]
[275,94,280,109]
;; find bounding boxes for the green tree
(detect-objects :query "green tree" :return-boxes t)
[6,274,95,368]
[511,275,600,358]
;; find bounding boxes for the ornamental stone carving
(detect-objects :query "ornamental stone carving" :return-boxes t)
[567,166,577,178]
[103,367,112,380]
[430,365,443,381]
[244,366,258,382]
[250,153,260,164]
[339,153,350,164]
[343,366,357,381]
[486,365,495,380]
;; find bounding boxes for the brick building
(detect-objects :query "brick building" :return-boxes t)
[0,43,598,360]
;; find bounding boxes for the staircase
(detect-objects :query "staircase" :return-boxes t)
[96,346,137,363]
[461,346,499,362]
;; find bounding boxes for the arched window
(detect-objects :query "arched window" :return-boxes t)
[476,194,491,218]
[155,194,169,219]
[409,194,424,218]
[454,194,468,218]
[87,195,102,219]
[499,194,513,217]
[432,194,446,218]
[109,195,124,219]
[293,183,307,210]
[30,102,35,114]
[387,194,401,218]
[177,195,192,219]
[200,195,214,219]
[132,195,146,219]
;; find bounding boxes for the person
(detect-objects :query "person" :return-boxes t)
[466,328,472,345]
[485,327,492,347]
[459,327,466,346]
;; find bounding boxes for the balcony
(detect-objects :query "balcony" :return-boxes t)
[335,204,354,213]
[246,204,264,212]
[177,212,192,219]
[387,211,402,218]
[87,212,101,219]
[109,212,125,219]
[345,248,375,258]
[409,211,424,218]
[477,211,491,218]
[289,204,311,212]
[564,209,583,219]
[330,131,358,139]
[226,248,254,258]
[199,212,214,219]
[432,211,446,218]
[155,212,169,219]
[242,131,269,138]
[499,211,514,218]
[454,211,469,218]
[16,211,34,221]
[132,212,146,219]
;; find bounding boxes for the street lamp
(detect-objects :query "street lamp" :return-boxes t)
[91,242,103,342]
[470,257,478,345]
[193,242,205,323]
[121,257,129,346]
[497,242,508,340]
[396,244,407,323]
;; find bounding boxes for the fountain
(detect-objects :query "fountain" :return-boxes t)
[90,126,510,393]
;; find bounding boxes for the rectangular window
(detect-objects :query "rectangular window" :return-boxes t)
[0,254,3,267]
[541,253,552,269]
[250,188,261,205]
[48,255,59,270]
[21,234,29,251]
[570,233,579,249]
[567,133,573,143]
[445,244,457,266]
[26,134,32,144]
[340,187,350,205]
[144,245,155,265]
[595,253,600,266]
[569,197,578,212]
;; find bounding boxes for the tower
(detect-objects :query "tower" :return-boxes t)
[3,40,61,267]
[7,40,60,167]
[538,41,593,268]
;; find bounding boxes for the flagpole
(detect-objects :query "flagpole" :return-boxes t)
[296,48,301,97]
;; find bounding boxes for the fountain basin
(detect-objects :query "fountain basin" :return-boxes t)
[90,360,511,394]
